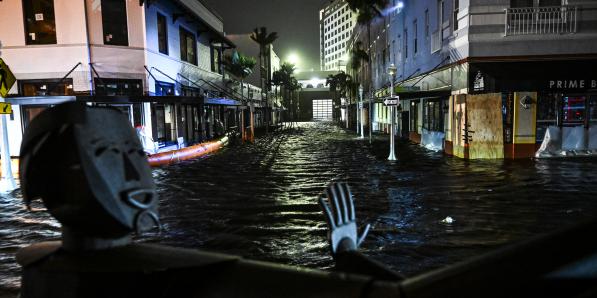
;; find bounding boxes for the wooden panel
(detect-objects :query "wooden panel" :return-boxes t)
[467,93,505,159]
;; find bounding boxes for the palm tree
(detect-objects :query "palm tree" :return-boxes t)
[287,77,301,123]
[349,41,369,84]
[223,51,256,142]
[346,0,389,142]
[276,62,296,123]
[327,72,353,123]
[250,27,278,131]
[326,74,339,121]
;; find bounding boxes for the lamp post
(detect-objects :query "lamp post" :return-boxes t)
[387,64,397,161]
[358,85,364,138]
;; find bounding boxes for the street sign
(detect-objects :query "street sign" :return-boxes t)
[0,59,16,98]
[384,96,400,106]
[0,103,12,114]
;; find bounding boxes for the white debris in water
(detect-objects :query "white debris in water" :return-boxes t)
[441,216,454,224]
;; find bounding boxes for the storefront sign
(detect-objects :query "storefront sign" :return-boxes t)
[549,80,597,90]
[473,71,485,92]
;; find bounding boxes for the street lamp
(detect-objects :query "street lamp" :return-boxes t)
[358,85,364,138]
[387,63,397,161]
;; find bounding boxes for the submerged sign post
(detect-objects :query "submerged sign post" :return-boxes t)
[0,59,16,192]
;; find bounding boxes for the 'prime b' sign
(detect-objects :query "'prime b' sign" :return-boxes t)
[549,80,597,90]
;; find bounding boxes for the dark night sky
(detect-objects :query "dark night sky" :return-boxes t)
[202,0,330,70]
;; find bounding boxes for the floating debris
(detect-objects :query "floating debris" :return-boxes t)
[442,216,454,224]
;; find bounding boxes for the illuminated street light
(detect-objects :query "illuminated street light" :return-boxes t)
[287,53,300,66]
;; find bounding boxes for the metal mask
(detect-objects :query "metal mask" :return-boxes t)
[19,102,159,239]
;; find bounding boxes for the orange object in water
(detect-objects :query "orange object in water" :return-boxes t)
[147,134,230,167]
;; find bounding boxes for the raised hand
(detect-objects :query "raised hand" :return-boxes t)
[318,182,370,257]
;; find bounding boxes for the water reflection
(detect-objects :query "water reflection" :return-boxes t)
[1,122,597,295]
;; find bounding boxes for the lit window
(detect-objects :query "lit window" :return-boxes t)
[180,27,197,65]
[22,0,56,45]
[101,0,129,46]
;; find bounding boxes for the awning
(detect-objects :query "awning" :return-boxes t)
[6,95,206,105]
[372,90,451,102]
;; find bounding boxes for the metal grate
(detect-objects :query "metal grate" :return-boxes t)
[505,6,577,36]
[312,99,333,121]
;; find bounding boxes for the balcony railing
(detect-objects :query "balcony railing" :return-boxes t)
[505,6,578,36]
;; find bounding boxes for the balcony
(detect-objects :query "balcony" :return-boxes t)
[505,6,578,36]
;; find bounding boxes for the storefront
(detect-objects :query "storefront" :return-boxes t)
[469,58,597,158]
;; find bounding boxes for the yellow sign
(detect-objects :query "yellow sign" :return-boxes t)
[0,58,16,98]
[0,103,11,114]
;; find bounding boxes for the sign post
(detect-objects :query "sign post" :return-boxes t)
[0,59,17,192]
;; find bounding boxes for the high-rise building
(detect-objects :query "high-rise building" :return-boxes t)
[320,0,357,71]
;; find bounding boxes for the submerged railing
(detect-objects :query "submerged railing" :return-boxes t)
[505,6,578,36]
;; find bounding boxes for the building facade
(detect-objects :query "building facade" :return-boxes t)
[320,0,357,71]
[355,0,597,159]
[0,0,271,157]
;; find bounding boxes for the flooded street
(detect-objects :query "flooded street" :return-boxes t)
[2,122,597,295]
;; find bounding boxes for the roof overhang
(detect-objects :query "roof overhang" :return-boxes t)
[6,95,206,105]
[170,0,236,49]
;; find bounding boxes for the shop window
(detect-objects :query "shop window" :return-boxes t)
[107,104,143,127]
[180,27,197,65]
[95,79,142,96]
[20,79,74,96]
[22,0,57,45]
[154,104,176,143]
[21,105,49,132]
[410,101,419,132]
[562,96,585,125]
[101,0,129,46]
[157,13,168,55]
[181,86,201,97]
[589,96,597,125]
[536,93,557,142]
[423,99,442,131]
[155,81,175,96]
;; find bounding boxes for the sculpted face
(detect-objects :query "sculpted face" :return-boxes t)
[20,103,159,238]
[76,108,159,235]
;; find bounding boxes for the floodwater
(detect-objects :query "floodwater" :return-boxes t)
[2,122,597,296]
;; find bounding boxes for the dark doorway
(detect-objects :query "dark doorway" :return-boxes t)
[401,111,409,139]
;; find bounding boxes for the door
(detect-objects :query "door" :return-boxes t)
[401,111,409,138]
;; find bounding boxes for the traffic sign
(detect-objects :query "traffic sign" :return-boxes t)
[384,96,400,106]
[0,59,16,98]
[0,103,12,114]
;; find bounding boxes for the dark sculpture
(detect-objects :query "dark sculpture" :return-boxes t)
[19,102,159,251]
